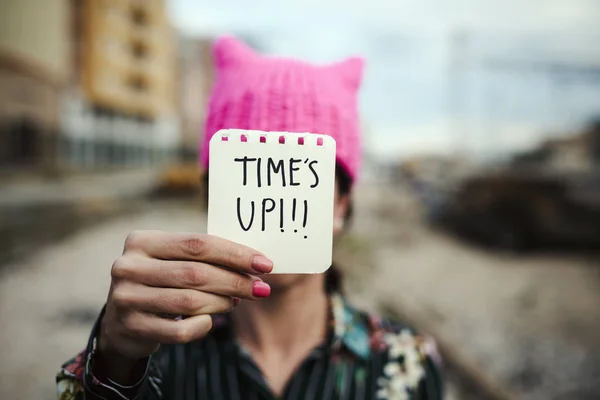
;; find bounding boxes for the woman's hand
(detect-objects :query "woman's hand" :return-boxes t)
[97,230,272,373]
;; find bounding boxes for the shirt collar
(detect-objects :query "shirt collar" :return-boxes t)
[329,292,371,360]
[212,292,371,361]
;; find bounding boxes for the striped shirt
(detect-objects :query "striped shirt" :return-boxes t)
[57,294,443,400]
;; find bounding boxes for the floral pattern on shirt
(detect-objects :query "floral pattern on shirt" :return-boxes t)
[56,352,85,400]
[376,331,427,399]
[56,293,441,399]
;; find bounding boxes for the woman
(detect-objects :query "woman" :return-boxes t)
[57,36,443,400]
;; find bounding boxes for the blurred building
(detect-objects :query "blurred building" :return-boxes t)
[584,119,600,164]
[176,34,263,164]
[540,135,591,171]
[512,120,600,171]
[60,0,179,169]
[0,0,71,171]
[396,155,472,188]
[178,36,214,162]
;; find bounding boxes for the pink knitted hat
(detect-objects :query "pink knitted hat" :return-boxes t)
[200,35,365,181]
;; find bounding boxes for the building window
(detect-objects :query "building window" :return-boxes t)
[127,75,149,92]
[4,119,41,167]
[131,6,149,26]
[131,41,149,59]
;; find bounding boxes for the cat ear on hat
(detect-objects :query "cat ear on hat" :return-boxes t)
[212,35,257,69]
[327,56,365,90]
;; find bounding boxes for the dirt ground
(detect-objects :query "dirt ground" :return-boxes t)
[341,182,600,400]
[0,183,598,399]
[0,201,206,400]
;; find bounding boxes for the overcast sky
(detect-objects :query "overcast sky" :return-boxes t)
[169,0,600,159]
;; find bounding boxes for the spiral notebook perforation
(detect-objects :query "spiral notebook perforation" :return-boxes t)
[214,130,332,147]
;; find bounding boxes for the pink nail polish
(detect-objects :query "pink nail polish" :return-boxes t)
[252,281,271,298]
[233,297,241,306]
[251,255,273,273]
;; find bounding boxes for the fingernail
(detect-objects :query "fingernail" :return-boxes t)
[251,255,273,273]
[233,297,241,307]
[252,281,271,298]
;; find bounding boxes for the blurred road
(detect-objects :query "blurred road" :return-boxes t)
[0,168,161,210]
[0,200,204,400]
[348,183,600,400]
[0,182,598,399]
[0,168,163,267]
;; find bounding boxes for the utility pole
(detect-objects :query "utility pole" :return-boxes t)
[549,72,570,140]
[484,88,501,162]
[448,30,469,159]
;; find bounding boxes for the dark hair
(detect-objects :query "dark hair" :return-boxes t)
[325,165,353,294]
[201,164,354,294]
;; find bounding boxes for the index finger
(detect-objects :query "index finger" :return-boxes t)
[124,231,273,275]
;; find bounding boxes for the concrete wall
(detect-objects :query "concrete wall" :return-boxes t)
[0,0,70,81]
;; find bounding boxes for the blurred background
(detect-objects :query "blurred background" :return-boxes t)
[0,0,599,399]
